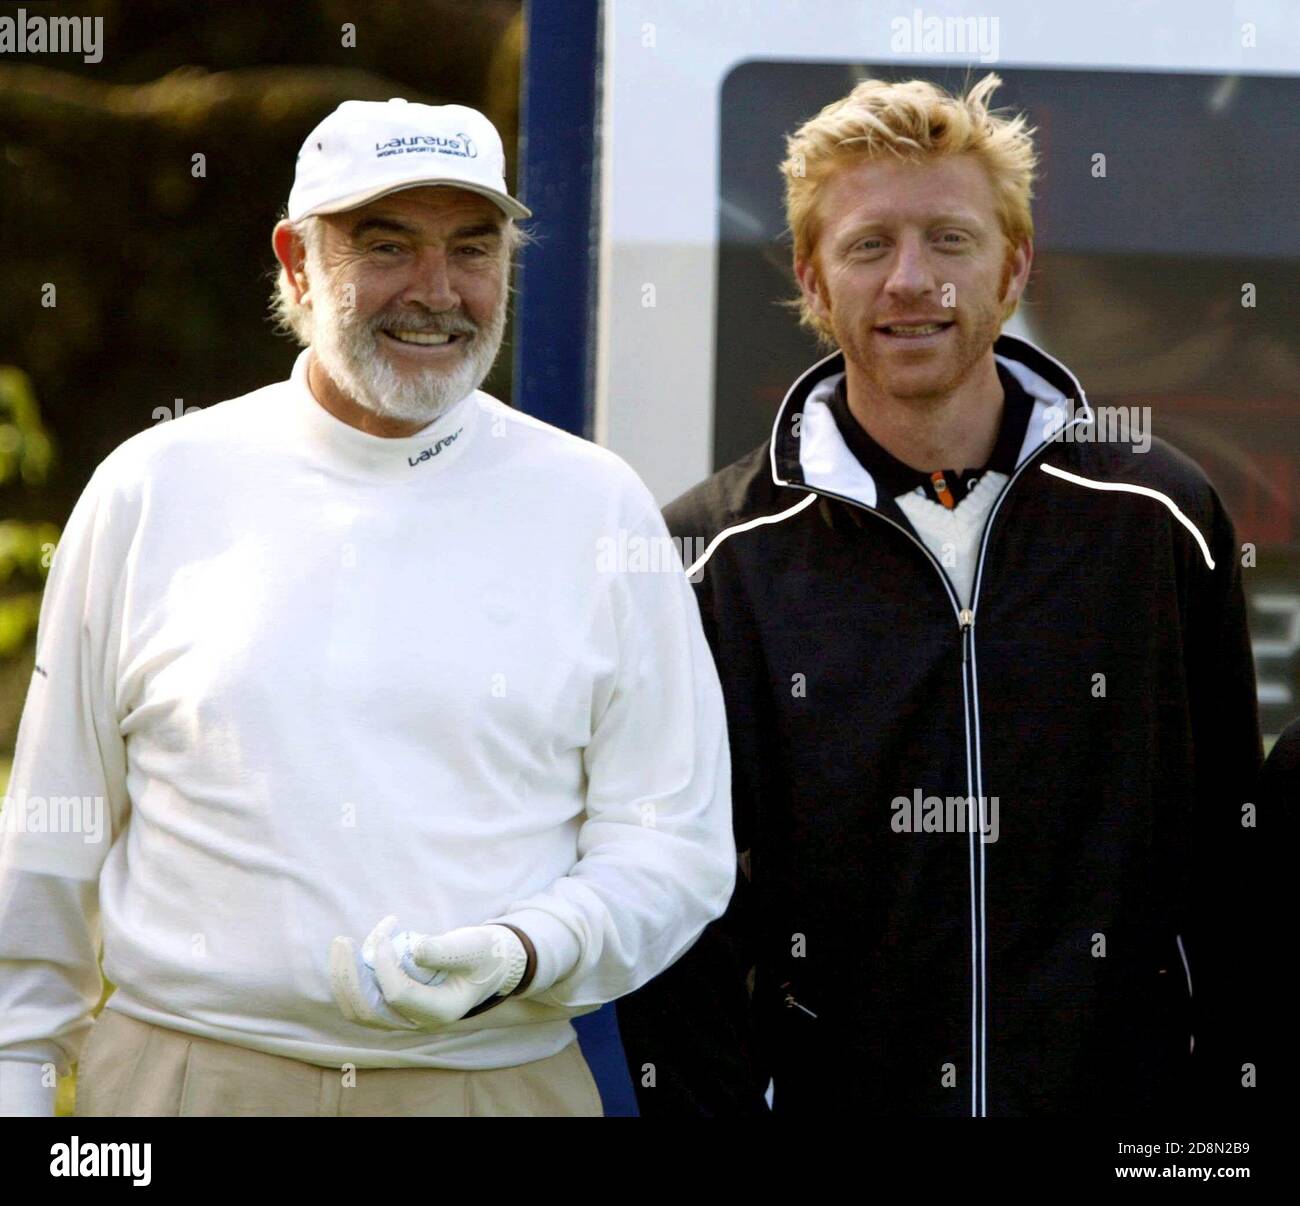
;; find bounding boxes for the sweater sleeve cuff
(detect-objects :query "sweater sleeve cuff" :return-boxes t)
[0,1060,57,1117]
[483,909,581,997]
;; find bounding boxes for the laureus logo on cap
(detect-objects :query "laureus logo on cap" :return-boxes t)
[375,134,478,160]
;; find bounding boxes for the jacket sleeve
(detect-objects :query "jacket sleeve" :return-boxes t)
[483,483,736,1008]
[1181,483,1269,1116]
[1256,717,1298,1105]
[0,463,131,1115]
[615,493,773,1115]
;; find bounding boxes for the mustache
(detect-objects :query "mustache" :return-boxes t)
[367,310,478,337]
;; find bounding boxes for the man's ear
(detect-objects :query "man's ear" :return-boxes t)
[795,253,831,327]
[1002,237,1033,309]
[272,221,310,305]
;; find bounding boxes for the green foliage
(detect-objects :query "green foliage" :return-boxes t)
[0,523,59,658]
[0,366,60,659]
[0,366,55,490]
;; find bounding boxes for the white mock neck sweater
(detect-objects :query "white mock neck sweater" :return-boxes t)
[0,350,733,1112]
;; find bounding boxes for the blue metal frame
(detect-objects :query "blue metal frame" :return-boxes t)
[514,1,639,1117]
[513,0,600,439]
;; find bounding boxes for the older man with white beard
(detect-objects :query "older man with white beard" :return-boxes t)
[0,99,733,1117]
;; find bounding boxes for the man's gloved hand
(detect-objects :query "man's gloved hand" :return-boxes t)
[329,914,533,1031]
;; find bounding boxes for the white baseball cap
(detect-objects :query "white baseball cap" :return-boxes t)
[287,97,531,222]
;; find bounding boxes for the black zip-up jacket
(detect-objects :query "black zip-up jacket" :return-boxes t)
[616,334,1268,1117]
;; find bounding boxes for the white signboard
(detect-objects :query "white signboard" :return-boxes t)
[596,0,1299,505]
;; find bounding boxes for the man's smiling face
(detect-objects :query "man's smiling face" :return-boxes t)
[797,153,1030,406]
[301,186,510,426]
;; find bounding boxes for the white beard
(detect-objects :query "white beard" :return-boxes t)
[307,254,507,426]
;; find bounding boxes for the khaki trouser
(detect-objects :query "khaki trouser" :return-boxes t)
[75,1009,604,1117]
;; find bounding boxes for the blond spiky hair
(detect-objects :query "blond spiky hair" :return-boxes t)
[782,72,1038,341]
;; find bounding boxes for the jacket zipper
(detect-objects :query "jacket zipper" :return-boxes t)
[960,428,1088,1116]
[789,421,1088,1117]
[781,981,819,1018]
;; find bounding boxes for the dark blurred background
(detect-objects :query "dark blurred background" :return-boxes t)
[0,0,525,763]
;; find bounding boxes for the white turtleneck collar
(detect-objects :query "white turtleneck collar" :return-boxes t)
[284,348,480,482]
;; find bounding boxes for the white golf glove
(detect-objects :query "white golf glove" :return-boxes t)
[329,914,532,1031]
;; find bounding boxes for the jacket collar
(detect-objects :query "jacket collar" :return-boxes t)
[769,332,1093,510]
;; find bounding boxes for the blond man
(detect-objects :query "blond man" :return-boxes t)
[617,74,1266,1117]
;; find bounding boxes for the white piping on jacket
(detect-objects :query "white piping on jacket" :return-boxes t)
[684,493,819,579]
[1176,932,1196,1055]
[1039,464,1215,570]
[1175,932,1194,999]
